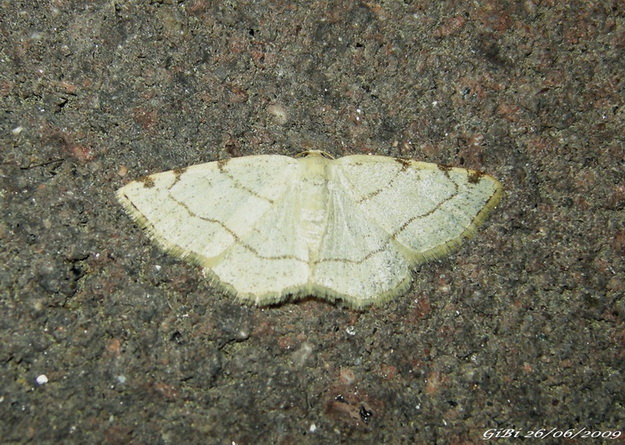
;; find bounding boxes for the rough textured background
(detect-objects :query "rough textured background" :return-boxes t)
[1,1,624,443]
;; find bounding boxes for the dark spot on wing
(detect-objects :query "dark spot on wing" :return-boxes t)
[141,176,155,188]
[394,158,411,169]
[173,167,187,186]
[468,170,485,184]
[217,159,229,170]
